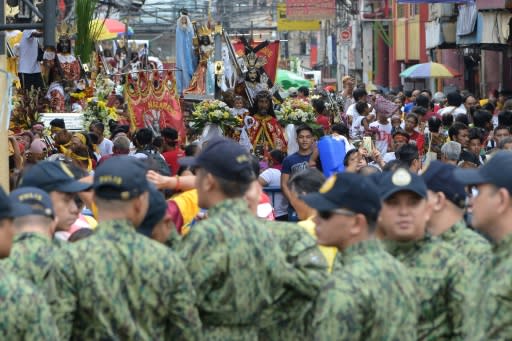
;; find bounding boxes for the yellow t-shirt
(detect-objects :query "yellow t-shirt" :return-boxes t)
[171,189,200,236]
[298,217,338,272]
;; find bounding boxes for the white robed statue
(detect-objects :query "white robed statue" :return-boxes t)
[175,11,197,95]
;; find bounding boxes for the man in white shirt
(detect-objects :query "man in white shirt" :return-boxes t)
[18,29,44,91]
[90,121,113,156]
[438,92,466,117]
[258,150,288,220]
[346,88,375,139]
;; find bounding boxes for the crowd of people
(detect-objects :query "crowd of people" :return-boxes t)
[2,75,512,339]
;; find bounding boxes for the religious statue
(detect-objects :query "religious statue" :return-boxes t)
[184,24,214,95]
[44,35,82,112]
[246,90,287,157]
[175,9,197,95]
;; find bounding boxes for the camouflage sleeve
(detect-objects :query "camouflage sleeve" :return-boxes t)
[19,282,60,340]
[311,277,365,341]
[481,280,512,339]
[46,252,77,340]
[269,224,328,296]
[447,256,472,340]
[258,227,328,337]
[166,256,203,340]
[164,226,182,250]
[176,226,227,303]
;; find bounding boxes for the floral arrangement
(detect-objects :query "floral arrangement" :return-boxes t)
[82,97,117,135]
[276,98,318,126]
[189,99,242,131]
[94,74,116,101]
[10,88,47,130]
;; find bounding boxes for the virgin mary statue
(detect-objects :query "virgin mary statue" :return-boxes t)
[175,13,197,95]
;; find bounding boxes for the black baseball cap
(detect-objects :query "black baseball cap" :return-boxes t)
[19,161,92,193]
[93,155,150,200]
[454,151,512,193]
[138,185,168,237]
[9,187,54,218]
[378,168,427,200]
[422,161,466,208]
[180,137,255,182]
[301,172,381,220]
[0,187,13,220]
[50,118,65,129]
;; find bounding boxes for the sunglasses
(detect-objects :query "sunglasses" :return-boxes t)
[317,209,357,220]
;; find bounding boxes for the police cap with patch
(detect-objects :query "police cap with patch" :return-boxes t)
[378,168,427,200]
[93,156,150,200]
[180,137,255,182]
[9,187,54,218]
[422,160,466,208]
[20,161,92,193]
[301,172,381,220]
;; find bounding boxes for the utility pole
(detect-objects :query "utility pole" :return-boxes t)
[0,0,57,191]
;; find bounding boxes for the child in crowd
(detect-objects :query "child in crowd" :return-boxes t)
[369,109,392,155]
[352,101,373,139]
[231,95,249,117]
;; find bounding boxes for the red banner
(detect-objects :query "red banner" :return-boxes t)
[285,0,336,20]
[233,40,280,84]
[126,70,186,143]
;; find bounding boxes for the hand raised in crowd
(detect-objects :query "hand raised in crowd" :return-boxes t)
[147,170,196,191]
[147,170,169,189]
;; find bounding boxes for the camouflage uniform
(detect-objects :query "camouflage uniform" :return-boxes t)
[178,199,306,340]
[259,220,328,340]
[468,234,512,340]
[384,234,471,341]
[312,240,418,340]
[438,219,492,269]
[47,219,202,340]
[0,269,59,340]
[2,232,54,287]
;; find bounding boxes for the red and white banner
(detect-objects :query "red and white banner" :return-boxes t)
[233,40,280,84]
[126,70,186,143]
[285,0,336,21]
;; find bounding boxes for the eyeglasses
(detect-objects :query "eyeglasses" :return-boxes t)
[317,209,357,220]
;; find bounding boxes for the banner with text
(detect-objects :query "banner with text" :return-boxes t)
[285,0,336,21]
[126,70,186,143]
[277,4,321,31]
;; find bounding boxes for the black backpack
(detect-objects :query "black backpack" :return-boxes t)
[140,149,171,176]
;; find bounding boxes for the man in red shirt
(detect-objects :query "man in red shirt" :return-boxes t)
[161,128,185,176]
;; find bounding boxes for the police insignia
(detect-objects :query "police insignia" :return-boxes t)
[392,169,412,186]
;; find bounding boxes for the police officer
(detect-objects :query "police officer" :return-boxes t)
[47,156,201,340]
[19,160,92,234]
[178,137,307,339]
[0,186,59,339]
[422,161,491,269]
[302,172,418,340]
[376,168,471,340]
[245,156,328,340]
[454,151,512,340]
[137,184,181,245]
[3,187,57,287]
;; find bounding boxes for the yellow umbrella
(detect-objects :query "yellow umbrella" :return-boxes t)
[90,19,128,41]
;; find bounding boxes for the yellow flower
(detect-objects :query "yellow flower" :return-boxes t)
[97,101,106,110]
[108,107,118,120]
[223,112,229,119]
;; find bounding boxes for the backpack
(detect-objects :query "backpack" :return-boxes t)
[140,149,171,176]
